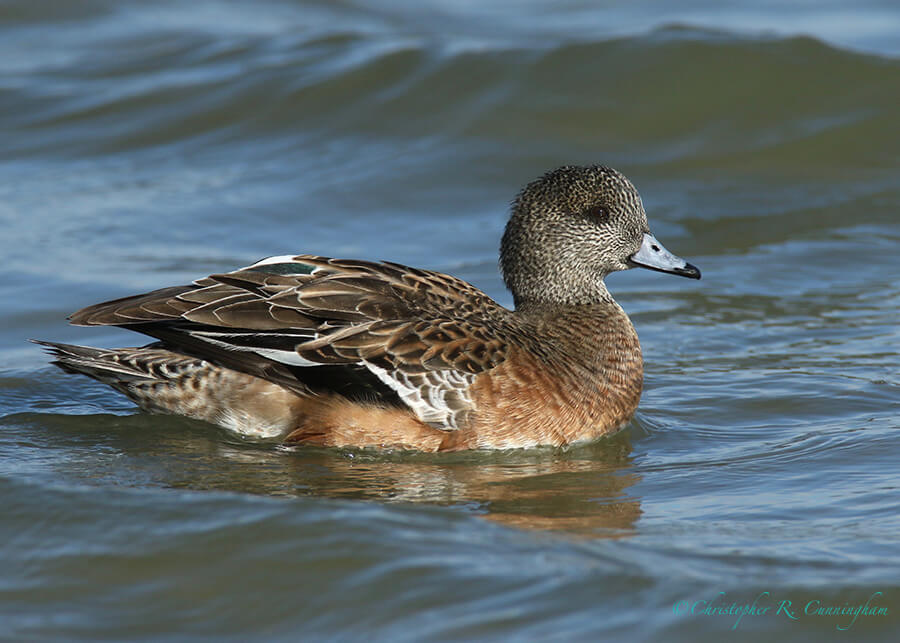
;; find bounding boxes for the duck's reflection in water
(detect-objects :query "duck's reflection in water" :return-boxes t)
[208,434,642,537]
[43,413,642,538]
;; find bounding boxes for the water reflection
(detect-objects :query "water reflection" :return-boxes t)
[220,438,642,537]
[13,412,643,537]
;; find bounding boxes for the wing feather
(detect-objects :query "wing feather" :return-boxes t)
[68,254,515,429]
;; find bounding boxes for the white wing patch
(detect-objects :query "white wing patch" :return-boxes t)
[189,330,324,367]
[365,363,475,429]
[242,255,302,269]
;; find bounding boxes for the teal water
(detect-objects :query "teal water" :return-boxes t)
[1,1,898,640]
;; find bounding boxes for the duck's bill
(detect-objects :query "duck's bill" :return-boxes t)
[629,232,701,279]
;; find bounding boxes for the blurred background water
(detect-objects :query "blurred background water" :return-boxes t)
[1,1,898,640]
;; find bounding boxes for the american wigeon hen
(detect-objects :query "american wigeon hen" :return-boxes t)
[38,165,699,451]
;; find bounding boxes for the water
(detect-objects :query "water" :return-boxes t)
[1,1,899,640]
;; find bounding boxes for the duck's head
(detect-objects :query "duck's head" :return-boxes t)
[500,165,700,309]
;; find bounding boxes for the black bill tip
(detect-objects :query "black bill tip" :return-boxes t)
[675,262,701,280]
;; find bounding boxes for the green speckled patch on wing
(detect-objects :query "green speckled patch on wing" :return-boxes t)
[248,262,316,276]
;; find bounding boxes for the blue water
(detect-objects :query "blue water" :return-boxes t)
[1,1,898,640]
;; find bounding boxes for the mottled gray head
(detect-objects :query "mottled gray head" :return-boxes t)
[500,165,699,308]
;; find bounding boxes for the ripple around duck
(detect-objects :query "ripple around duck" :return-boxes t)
[2,471,895,640]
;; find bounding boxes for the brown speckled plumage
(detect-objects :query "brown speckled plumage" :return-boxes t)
[36,165,699,451]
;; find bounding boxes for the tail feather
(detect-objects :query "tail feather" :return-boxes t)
[31,340,200,384]
[32,340,305,439]
[32,340,160,383]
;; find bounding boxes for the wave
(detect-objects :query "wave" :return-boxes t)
[3,17,897,172]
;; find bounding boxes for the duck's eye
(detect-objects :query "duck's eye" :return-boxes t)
[586,205,609,223]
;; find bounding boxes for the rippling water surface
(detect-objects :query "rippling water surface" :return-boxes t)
[2,1,899,640]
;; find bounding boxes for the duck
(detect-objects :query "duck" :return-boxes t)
[37,165,700,451]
